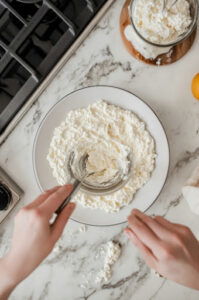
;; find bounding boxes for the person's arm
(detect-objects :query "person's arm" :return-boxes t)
[0,258,15,300]
[0,185,75,300]
[125,209,199,290]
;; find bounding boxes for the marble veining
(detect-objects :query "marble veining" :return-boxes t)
[0,0,199,299]
[173,147,199,173]
[148,280,167,300]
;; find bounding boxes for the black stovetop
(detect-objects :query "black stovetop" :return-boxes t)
[0,0,109,135]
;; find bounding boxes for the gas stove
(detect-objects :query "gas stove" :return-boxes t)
[0,167,23,224]
[0,0,114,144]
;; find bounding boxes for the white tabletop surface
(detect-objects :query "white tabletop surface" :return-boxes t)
[0,0,199,299]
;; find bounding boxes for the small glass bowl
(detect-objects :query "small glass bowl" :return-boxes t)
[129,0,199,48]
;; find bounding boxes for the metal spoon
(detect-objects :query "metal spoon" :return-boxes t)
[55,153,92,216]
[50,175,90,224]
[55,175,88,216]
[54,151,132,217]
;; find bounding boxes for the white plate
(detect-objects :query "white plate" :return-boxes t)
[33,86,169,226]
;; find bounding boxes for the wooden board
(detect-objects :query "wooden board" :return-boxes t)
[120,0,197,65]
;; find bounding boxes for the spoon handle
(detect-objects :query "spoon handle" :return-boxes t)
[55,179,81,215]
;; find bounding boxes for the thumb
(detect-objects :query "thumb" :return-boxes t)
[51,203,76,242]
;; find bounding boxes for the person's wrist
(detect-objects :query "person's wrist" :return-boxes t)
[188,264,199,290]
[195,264,199,290]
[0,255,19,300]
[0,254,19,288]
[193,273,199,290]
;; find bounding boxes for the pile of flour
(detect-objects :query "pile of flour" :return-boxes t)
[47,100,156,213]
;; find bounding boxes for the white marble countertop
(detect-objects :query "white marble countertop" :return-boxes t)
[1,0,199,299]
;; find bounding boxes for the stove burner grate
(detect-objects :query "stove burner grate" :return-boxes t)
[0,0,112,137]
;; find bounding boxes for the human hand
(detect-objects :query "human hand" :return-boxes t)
[125,209,199,290]
[0,185,75,299]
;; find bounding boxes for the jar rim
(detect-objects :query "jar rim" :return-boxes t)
[129,0,199,48]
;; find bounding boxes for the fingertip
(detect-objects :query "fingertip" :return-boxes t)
[131,209,137,216]
[132,208,141,214]
[124,227,134,236]
[124,227,129,234]
[127,215,131,222]
[124,229,130,237]
[62,203,76,217]
[124,231,130,238]
[56,184,73,198]
[67,202,76,210]
[125,228,137,245]
[127,213,137,224]
[64,183,73,188]
[44,186,61,194]
[63,184,73,192]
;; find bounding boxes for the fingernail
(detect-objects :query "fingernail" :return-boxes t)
[124,228,131,237]
[124,231,130,237]
[44,186,60,193]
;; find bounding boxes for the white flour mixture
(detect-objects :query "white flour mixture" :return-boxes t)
[70,138,131,187]
[133,0,192,44]
[47,100,156,213]
[96,241,121,284]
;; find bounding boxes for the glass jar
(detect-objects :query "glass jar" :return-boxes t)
[121,0,198,65]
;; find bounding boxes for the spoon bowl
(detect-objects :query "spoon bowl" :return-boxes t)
[68,151,133,195]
